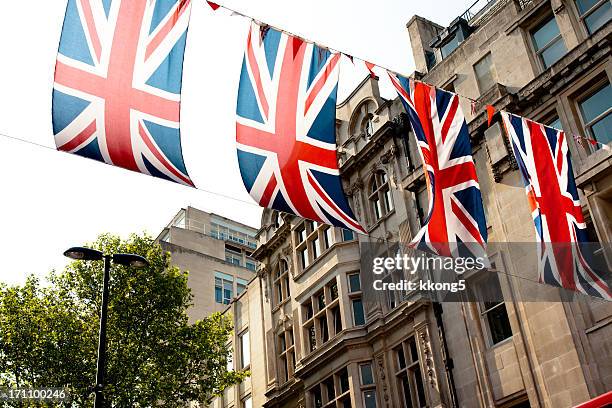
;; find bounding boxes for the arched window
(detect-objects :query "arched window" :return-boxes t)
[274,259,291,305]
[369,171,394,221]
[362,114,374,138]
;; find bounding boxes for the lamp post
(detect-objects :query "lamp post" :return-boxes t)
[63,247,148,408]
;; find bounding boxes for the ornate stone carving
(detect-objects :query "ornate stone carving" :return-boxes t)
[416,325,436,387]
[375,354,391,406]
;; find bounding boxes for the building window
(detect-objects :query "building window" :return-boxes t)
[547,116,563,131]
[225,244,243,266]
[348,273,366,326]
[425,50,437,70]
[474,53,496,94]
[360,362,377,408]
[394,337,426,408]
[309,367,352,408]
[239,330,250,368]
[274,259,291,306]
[577,80,611,146]
[245,259,256,271]
[477,274,513,346]
[278,328,296,383]
[342,229,355,241]
[302,278,344,353]
[211,222,257,248]
[296,221,337,271]
[241,396,252,408]
[440,33,461,59]
[530,15,567,69]
[481,299,513,346]
[172,210,186,228]
[575,0,611,34]
[369,171,394,222]
[215,272,234,304]
[237,278,248,296]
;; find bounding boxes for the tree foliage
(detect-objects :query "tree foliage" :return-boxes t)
[0,233,247,407]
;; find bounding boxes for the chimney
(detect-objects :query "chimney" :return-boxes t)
[406,16,443,74]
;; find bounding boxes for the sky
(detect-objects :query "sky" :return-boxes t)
[0,0,474,285]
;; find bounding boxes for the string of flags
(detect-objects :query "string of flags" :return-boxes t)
[47,0,611,300]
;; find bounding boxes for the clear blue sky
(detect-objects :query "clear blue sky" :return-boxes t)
[0,0,474,284]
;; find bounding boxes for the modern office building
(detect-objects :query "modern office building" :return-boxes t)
[186,0,612,407]
[156,206,259,321]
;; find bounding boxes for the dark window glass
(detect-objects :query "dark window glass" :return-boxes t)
[333,306,343,334]
[323,377,335,403]
[531,16,567,68]
[579,83,612,144]
[576,0,612,33]
[305,302,314,320]
[313,387,323,408]
[349,274,361,292]
[486,303,513,344]
[414,368,426,407]
[319,317,329,343]
[317,292,326,311]
[396,347,406,369]
[342,229,354,241]
[440,34,460,58]
[339,368,350,393]
[364,391,377,408]
[408,337,419,363]
[401,376,413,408]
[425,50,437,69]
[360,363,374,385]
[352,299,366,326]
[330,282,339,300]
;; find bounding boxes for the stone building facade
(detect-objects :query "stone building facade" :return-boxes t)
[156,206,258,321]
[192,1,612,407]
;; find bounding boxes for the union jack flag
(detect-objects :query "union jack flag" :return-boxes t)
[52,0,194,186]
[501,112,611,300]
[389,73,488,258]
[236,23,364,233]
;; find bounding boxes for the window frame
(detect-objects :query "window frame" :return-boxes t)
[574,0,612,34]
[575,77,611,148]
[309,366,352,408]
[473,52,497,94]
[369,171,394,223]
[393,336,427,408]
[529,13,567,70]
[277,327,296,384]
[239,329,251,369]
[302,278,344,355]
[273,259,291,306]
[347,273,366,326]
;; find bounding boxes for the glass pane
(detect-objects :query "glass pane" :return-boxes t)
[323,377,335,402]
[313,387,323,408]
[364,390,377,408]
[487,304,513,344]
[401,375,413,408]
[342,229,354,241]
[441,34,460,58]
[360,363,374,385]
[584,1,612,33]
[580,83,611,123]
[540,37,567,68]
[309,325,316,351]
[339,368,350,393]
[589,112,612,145]
[475,53,495,92]
[349,274,361,292]
[215,286,222,303]
[576,0,600,15]
[243,397,252,408]
[414,368,427,408]
[532,17,561,50]
[408,337,419,363]
[396,346,407,369]
[240,331,250,367]
[547,117,562,131]
[352,299,365,326]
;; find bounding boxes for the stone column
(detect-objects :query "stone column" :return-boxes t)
[414,309,446,408]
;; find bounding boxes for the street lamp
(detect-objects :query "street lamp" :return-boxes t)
[63,247,149,408]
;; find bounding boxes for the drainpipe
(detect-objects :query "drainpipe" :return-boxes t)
[433,301,459,408]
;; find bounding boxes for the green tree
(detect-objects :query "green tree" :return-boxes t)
[0,233,248,407]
